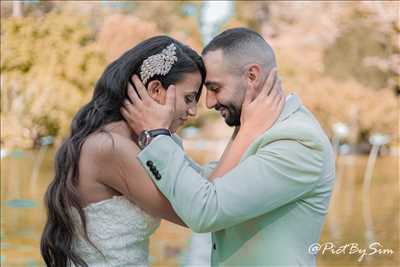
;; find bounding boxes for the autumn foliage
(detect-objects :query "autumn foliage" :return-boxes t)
[1,1,398,148]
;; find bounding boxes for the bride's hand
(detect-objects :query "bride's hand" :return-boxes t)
[239,68,285,139]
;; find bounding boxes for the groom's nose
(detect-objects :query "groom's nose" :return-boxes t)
[206,90,217,109]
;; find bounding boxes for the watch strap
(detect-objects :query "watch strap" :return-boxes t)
[147,128,171,138]
[138,128,171,149]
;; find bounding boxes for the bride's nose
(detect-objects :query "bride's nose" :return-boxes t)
[188,104,197,117]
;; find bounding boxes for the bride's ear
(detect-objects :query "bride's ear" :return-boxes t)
[147,80,167,104]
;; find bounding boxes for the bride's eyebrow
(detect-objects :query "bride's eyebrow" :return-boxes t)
[184,89,198,95]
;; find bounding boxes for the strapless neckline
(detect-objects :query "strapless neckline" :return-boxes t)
[71,195,161,267]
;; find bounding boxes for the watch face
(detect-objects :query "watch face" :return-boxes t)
[138,131,149,148]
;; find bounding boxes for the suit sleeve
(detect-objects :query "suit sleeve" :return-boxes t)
[171,134,218,177]
[137,135,323,233]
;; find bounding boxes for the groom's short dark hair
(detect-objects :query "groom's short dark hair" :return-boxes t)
[202,27,265,55]
[202,27,276,74]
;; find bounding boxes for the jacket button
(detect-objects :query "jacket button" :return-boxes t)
[146,160,154,167]
[155,173,162,180]
[213,243,216,250]
[150,166,157,173]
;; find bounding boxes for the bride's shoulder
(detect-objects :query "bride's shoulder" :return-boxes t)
[82,129,139,162]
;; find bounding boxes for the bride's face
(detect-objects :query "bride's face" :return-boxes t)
[148,71,202,132]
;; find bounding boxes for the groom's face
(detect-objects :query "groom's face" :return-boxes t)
[203,50,247,126]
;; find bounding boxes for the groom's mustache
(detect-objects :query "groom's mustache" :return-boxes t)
[215,103,241,115]
[215,104,228,112]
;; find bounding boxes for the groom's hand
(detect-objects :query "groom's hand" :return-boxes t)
[120,75,176,135]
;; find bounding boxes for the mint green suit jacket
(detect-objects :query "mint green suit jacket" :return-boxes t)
[137,94,336,266]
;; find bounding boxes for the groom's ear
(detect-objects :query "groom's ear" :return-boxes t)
[245,64,263,97]
[147,80,167,104]
[246,64,262,84]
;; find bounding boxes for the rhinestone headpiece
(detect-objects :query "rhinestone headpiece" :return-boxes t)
[140,43,178,84]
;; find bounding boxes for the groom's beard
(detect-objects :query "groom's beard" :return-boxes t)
[216,103,241,126]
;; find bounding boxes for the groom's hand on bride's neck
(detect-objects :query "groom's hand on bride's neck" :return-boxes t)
[120,75,176,135]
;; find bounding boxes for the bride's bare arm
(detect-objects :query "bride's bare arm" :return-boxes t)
[88,132,187,227]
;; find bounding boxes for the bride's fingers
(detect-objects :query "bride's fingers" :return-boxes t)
[255,68,277,104]
[243,85,254,106]
[264,68,277,95]
[267,95,284,123]
[277,80,284,101]
[276,93,285,113]
[267,71,278,97]
[165,85,176,110]
[270,78,282,103]
[263,78,279,106]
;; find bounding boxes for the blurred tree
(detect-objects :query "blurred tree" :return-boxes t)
[12,1,22,17]
[233,1,270,32]
[97,1,203,62]
[97,14,160,62]
[133,1,201,39]
[323,2,399,92]
[1,10,106,148]
[1,2,206,148]
[3,2,396,148]
[1,0,57,18]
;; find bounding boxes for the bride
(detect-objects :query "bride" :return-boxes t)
[40,35,282,267]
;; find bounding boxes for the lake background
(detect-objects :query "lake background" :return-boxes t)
[1,147,398,266]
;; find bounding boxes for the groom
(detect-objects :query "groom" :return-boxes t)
[123,28,335,266]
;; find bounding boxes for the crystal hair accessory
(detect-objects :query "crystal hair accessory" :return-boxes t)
[140,43,178,84]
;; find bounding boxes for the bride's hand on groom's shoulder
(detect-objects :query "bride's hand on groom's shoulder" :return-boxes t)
[121,75,176,135]
[239,68,285,139]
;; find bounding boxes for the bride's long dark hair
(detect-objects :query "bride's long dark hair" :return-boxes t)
[40,36,206,267]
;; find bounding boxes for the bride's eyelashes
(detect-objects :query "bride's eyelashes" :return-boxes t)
[184,92,197,104]
[184,95,195,104]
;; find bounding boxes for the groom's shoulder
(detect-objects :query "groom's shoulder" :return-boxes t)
[261,106,328,150]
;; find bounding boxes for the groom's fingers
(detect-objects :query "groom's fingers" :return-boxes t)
[120,106,130,121]
[127,81,141,105]
[121,102,135,123]
[132,75,151,102]
[123,99,134,113]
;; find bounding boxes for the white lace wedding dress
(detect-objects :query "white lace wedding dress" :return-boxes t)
[71,195,161,267]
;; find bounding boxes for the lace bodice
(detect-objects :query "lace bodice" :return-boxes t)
[71,195,161,267]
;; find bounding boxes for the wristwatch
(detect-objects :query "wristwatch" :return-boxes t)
[138,128,171,149]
